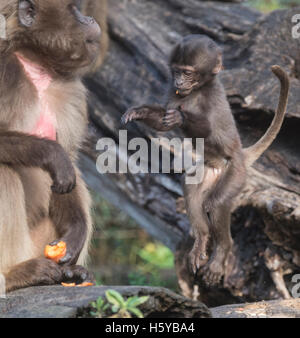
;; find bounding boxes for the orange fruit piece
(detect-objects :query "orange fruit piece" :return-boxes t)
[61,282,94,287]
[76,282,94,287]
[44,241,67,263]
[61,282,76,287]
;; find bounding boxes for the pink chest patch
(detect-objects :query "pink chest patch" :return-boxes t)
[16,53,57,141]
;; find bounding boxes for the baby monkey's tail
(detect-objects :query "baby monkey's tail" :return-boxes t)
[243,65,290,167]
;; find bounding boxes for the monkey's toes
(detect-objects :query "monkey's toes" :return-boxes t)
[202,263,224,287]
[189,250,208,275]
[61,265,95,284]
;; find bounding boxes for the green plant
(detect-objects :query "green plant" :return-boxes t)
[90,297,109,318]
[138,243,174,269]
[90,290,149,318]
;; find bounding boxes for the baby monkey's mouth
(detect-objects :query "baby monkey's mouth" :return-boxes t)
[175,81,200,96]
[176,87,193,96]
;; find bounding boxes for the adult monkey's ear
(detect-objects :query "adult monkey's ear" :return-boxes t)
[212,53,223,75]
[18,0,36,28]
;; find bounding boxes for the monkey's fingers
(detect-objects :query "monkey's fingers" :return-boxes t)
[163,115,176,122]
[121,110,141,125]
[51,170,77,195]
[121,113,131,125]
[166,109,178,115]
[163,119,176,127]
[45,241,67,263]
[164,110,183,127]
[47,240,74,266]
[51,181,76,195]
[163,115,178,126]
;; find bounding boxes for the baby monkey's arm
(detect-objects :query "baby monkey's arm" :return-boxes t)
[121,105,184,131]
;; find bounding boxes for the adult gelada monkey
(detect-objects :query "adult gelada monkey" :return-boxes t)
[0,0,104,292]
[122,35,290,286]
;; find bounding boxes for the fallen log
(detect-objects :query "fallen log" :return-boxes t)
[0,286,211,318]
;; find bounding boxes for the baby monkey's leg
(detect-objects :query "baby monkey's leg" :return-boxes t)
[202,162,246,286]
[184,167,222,274]
[202,204,233,286]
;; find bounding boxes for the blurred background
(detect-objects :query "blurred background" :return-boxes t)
[88,0,298,293]
[246,0,297,12]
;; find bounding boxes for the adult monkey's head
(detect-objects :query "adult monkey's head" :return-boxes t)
[4,0,101,77]
[170,35,223,97]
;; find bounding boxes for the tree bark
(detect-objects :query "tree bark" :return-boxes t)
[81,0,300,306]
[211,298,300,318]
[0,286,211,318]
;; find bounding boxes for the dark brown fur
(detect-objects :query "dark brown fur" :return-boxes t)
[121,35,290,286]
[0,0,105,292]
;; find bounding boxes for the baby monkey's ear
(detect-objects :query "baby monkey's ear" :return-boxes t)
[18,0,36,28]
[212,53,223,75]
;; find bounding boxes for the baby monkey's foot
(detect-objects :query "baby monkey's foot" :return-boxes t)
[202,257,226,287]
[189,241,209,275]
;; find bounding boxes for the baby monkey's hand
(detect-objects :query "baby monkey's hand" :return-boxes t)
[121,107,148,125]
[163,109,184,128]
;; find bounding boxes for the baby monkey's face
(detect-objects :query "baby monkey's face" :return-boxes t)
[172,65,197,96]
[170,35,223,97]
[171,64,213,97]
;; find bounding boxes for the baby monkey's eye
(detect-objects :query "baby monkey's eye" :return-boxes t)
[184,70,193,76]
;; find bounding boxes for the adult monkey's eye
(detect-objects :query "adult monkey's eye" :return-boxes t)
[184,70,192,76]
